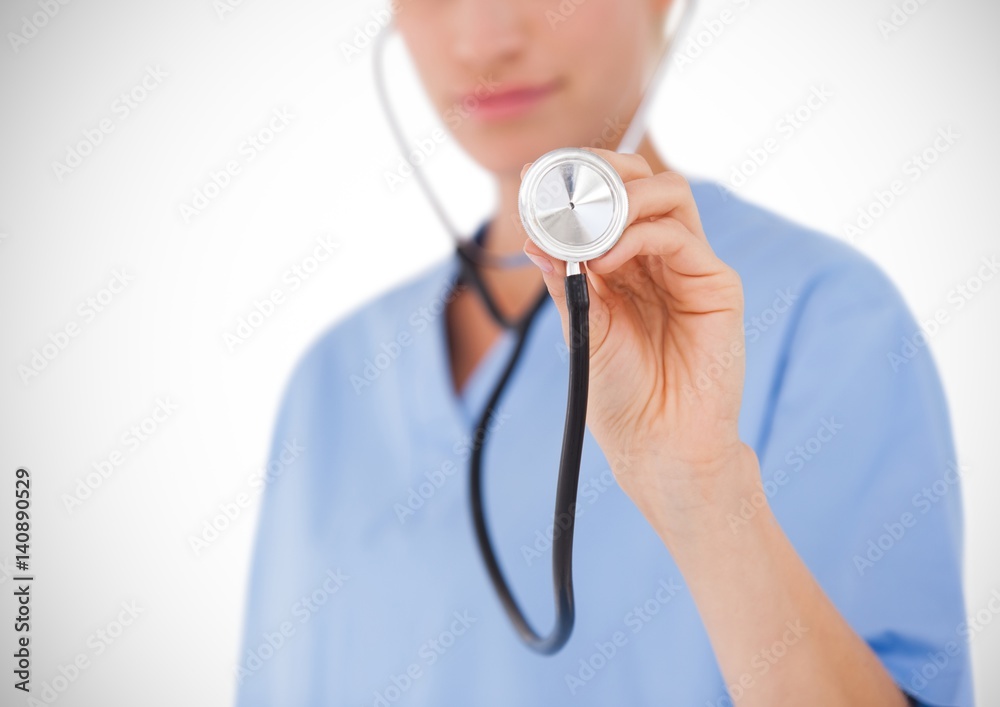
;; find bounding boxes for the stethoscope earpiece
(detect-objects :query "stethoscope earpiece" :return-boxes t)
[518,147,629,266]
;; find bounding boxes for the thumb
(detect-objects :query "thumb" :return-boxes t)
[522,238,570,332]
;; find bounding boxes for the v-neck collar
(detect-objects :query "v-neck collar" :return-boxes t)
[430,255,521,432]
[411,220,557,438]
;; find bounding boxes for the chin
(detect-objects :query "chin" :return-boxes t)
[454,120,591,175]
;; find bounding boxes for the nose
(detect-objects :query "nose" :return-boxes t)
[452,0,528,71]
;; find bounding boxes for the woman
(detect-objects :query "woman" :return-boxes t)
[236,1,972,704]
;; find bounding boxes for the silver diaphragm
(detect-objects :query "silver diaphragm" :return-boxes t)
[518,147,629,264]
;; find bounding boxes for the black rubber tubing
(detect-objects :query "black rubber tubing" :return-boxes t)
[467,270,590,655]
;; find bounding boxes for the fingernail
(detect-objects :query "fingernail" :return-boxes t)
[524,250,553,273]
[520,162,533,180]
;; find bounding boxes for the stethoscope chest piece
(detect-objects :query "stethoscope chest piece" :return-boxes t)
[518,147,629,264]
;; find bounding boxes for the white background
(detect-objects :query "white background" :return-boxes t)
[0,0,997,704]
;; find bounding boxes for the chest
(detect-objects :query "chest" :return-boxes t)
[308,342,730,704]
[445,287,505,396]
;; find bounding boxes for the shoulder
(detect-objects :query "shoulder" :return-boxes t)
[685,178,949,454]
[686,177,945,441]
[277,255,458,406]
[688,176,911,331]
[687,183,970,707]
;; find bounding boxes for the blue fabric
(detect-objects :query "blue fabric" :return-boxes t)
[234,179,972,706]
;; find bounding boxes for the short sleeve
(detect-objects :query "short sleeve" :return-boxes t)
[755,255,973,707]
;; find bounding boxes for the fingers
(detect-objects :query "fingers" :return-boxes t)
[519,147,712,281]
[523,148,698,236]
[580,147,655,182]
[523,238,568,316]
[579,149,705,243]
[623,171,705,242]
[586,217,726,279]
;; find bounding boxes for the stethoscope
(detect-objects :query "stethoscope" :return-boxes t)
[373,0,697,655]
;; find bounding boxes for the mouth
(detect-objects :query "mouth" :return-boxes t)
[460,80,562,123]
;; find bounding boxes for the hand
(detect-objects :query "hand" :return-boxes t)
[521,148,757,533]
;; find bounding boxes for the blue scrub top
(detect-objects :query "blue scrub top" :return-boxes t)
[235,179,973,706]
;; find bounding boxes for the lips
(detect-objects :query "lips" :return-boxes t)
[460,80,561,122]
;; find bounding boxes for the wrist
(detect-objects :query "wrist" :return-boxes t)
[629,442,769,553]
